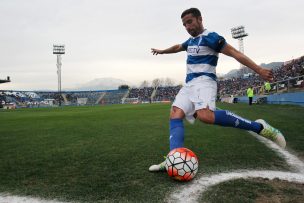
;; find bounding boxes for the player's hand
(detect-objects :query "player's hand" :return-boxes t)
[151,48,163,55]
[258,68,274,81]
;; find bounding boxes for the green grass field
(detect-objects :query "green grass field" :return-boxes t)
[0,103,303,202]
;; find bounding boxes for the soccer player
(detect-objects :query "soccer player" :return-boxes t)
[149,8,286,172]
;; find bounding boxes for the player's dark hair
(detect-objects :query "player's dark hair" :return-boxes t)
[181,8,201,18]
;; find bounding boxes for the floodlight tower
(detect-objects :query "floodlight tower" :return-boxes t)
[231,26,248,75]
[53,44,65,106]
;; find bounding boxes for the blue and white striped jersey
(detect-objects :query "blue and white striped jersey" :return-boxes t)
[181,29,226,83]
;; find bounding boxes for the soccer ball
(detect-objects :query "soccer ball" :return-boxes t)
[165,147,199,181]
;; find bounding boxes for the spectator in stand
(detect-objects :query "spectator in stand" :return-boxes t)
[127,87,154,102]
[218,55,304,97]
[265,82,271,94]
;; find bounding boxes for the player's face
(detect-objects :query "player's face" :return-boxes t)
[182,14,203,37]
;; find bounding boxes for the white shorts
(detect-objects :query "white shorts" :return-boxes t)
[172,76,217,118]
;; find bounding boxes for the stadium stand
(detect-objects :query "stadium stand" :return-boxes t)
[0,76,10,84]
[64,91,104,105]
[126,87,154,103]
[99,90,128,105]
[154,86,181,102]
[0,77,11,108]
[218,55,304,97]
[99,89,128,105]
[0,90,128,108]
[1,56,303,108]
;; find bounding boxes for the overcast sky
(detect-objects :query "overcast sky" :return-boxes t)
[0,0,303,90]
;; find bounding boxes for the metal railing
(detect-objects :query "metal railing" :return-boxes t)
[237,75,304,96]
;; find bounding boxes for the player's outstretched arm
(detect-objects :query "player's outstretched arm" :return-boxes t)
[221,43,274,81]
[151,44,185,55]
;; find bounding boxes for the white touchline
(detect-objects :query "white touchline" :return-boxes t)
[168,170,304,203]
[1,131,303,203]
[168,131,304,203]
[0,194,67,203]
[248,131,304,173]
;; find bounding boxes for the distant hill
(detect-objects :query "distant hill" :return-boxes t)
[64,78,132,91]
[260,62,283,70]
[223,61,283,78]
[223,69,240,79]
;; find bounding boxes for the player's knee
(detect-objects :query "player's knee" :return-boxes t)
[170,106,185,119]
[197,109,215,124]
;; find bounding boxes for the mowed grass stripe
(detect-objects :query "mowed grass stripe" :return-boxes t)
[0,103,301,202]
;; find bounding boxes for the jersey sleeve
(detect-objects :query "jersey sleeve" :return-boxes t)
[181,38,191,50]
[204,32,227,52]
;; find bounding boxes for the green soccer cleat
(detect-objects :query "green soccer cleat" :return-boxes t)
[148,160,166,172]
[256,119,286,148]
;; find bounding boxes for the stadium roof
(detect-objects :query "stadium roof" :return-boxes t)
[0,79,10,84]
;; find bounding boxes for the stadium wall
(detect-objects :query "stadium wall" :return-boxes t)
[236,91,304,106]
